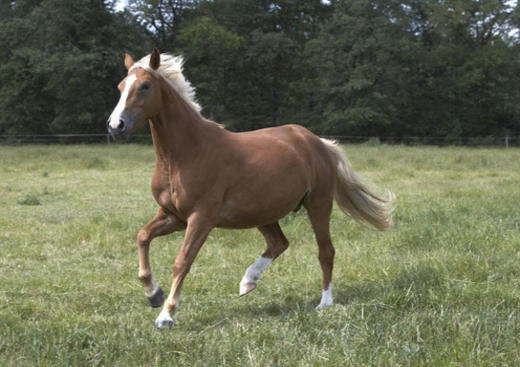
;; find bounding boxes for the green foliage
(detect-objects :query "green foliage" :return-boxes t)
[178,16,244,126]
[1,144,520,365]
[127,0,199,49]
[0,0,152,136]
[417,0,520,138]
[178,0,333,129]
[180,0,520,137]
[303,0,421,135]
[0,0,519,138]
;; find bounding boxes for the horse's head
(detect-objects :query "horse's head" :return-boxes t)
[107,48,163,140]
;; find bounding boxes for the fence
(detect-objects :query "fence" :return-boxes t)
[0,133,518,147]
[0,134,152,144]
[321,135,519,147]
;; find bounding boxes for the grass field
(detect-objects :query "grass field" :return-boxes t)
[1,144,519,366]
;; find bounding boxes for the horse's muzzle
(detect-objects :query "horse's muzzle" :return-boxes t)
[107,117,130,140]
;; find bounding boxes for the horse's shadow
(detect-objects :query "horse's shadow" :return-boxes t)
[218,282,383,321]
[216,263,443,322]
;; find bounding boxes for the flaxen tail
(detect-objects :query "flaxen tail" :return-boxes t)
[321,139,393,231]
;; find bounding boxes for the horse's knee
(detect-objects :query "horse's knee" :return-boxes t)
[137,229,150,246]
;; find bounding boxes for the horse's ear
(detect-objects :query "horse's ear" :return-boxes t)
[124,53,134,70]
[149,48,160,70]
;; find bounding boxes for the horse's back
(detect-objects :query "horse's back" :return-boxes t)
[245,124,335,178]
[213,124,336,228]
[230,123,336,183]
[228,124,331,176]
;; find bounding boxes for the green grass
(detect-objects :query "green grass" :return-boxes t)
[1,144,519,366]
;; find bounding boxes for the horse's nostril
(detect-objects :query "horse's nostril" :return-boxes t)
[118,119,125,130]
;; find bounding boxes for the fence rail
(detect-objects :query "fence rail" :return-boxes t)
[0,133,518,147]
[0,134,152,144]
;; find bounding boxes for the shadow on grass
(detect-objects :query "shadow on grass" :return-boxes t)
[222,263,445,321]
[131,262,447,332]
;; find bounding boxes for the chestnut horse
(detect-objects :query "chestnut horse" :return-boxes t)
[107,48,392,328]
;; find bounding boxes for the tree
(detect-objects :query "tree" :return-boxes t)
[178,16,244,125]
[300,0,520,138]
[0,0,151,135]
[421,0,520,137]
[0,0,518,139]
[302,0,425,136]
[179,0,334,130]
[128,0,199,50]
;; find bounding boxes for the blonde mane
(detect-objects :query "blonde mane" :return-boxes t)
[129,53,201,113]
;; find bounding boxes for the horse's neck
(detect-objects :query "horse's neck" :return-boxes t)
[149,85,208,168]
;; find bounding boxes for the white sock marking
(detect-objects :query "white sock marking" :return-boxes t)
[155,307,174,328]
[239,256,273,295]
[241,256,273,284]
[316,283,333,310]
[108,74,137,128]
[144,283,159,297]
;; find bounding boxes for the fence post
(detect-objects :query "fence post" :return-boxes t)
[106,134,110,144]
[505,136,509,149]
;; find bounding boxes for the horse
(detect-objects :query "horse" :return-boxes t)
[107,48,393,329]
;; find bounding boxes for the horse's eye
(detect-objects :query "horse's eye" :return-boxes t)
[140,83,150,91]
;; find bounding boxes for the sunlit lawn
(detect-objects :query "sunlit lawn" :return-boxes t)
[1,144,519,366]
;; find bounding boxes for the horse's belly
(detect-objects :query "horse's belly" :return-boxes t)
[216,208,294,229]
[215,185,307,229]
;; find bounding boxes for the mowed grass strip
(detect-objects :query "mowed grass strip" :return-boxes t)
[0,144,519,366]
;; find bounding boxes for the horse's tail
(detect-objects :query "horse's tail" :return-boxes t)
[321,138,393,231]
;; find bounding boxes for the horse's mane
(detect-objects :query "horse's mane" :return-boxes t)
[129,53,201,113]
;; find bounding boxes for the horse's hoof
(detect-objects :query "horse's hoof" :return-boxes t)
[315,301,333,310]
[147,286,165,308]
[154,318,174,329]
[154,309,174,329]
[239,282,256,296]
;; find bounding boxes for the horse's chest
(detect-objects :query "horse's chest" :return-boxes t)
[151,174,181,217]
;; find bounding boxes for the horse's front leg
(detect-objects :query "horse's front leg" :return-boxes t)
[138,208,186,307]
[155,213,213,329]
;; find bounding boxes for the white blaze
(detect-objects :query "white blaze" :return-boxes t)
[109,74,137,129]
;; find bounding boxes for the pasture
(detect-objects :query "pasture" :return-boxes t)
[1,144,519,366]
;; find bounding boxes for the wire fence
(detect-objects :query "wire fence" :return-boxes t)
[0,134,152,145]
[0,133,518,147]
[321,135,519,148]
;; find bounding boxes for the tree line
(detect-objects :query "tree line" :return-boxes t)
[1,0,519,141]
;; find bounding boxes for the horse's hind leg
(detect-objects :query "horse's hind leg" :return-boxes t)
[239,222,289,296]
[306,200,335,309]
[137,208,186,307]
